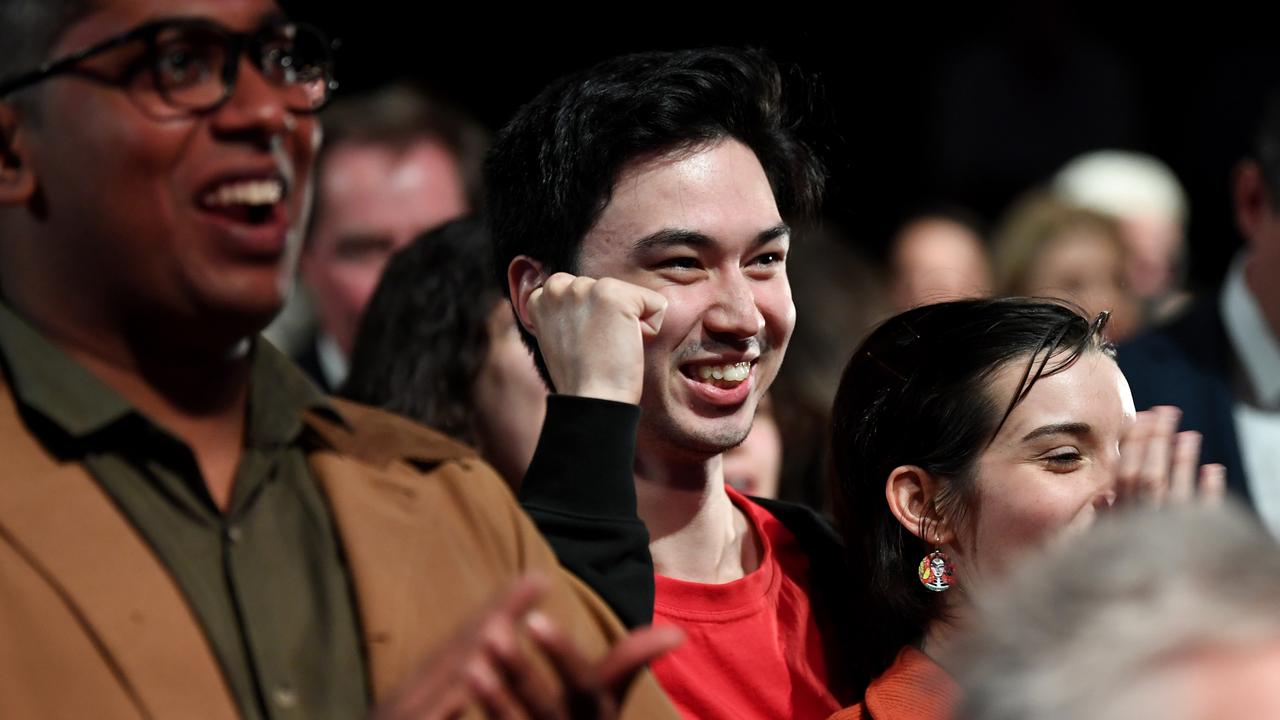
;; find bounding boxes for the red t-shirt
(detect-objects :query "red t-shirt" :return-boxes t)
[650,486,840,720]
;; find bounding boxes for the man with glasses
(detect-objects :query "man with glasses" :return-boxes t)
[0,1,677,718]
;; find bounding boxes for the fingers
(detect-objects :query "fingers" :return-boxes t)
[528,274,666,330]
[1116,409,1156,504]
[524,272,664,403]
[596,625,684,693]
[526,614,683,720]
[477,603,565,720]
[1136,407,1180,504]
[1198,464,1227,504]
[526,611,600,706]
[374,574,550,719]
[1168,431,1202,503]
[628,284,668,338]
[1117,406,1227,508]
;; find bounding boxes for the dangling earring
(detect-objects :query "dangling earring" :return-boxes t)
[918,536,956,593]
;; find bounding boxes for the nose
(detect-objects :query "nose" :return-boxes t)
[704,269,765,339]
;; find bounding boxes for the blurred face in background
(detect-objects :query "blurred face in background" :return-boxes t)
[471,300,548,488]
[1022,227,1140,341]
[722,393,783,499]
[889,218,993,311]
[302,139,468,355]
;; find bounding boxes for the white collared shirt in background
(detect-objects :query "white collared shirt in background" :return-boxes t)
[1221,252,1280,536]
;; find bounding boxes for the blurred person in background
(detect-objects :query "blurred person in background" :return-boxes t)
[993,194,1141,341]
[771,226,888,513]
[342,216,547,488]
[886,208,993,312]
[1119,89,1280,529]
[1052,149,1191,323]
[957,502,1280,720]
[721,392,783,499]
[292,84,487,391]
[827,298,1222,720]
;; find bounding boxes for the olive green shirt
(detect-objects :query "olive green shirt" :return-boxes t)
[0,303,369,720]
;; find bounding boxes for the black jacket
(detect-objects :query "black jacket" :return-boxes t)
[1117,298,1252,502]
[519,395,860,702]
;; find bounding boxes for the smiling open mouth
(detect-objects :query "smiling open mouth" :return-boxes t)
[198,178,285,226]
[681,361,753,388]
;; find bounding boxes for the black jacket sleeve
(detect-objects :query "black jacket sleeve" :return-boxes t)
[518,394,654,628]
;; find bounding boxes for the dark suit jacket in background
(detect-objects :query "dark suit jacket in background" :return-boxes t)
[1117,298,1252,502]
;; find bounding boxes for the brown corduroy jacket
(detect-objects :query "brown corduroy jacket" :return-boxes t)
[0,382,676,719]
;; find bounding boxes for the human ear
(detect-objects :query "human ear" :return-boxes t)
[885,464,956,545]
[507,255,546,336]
[1233,160,1273,249]
[0,103,36,206]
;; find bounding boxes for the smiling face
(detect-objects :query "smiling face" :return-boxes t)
[302,139,468,355]
[575,138,795,461]
[952,349,1136,585]
[5,0,319,349]
[1026,229,1139,341]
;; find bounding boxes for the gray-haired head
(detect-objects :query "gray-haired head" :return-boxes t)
[956,502,1280,720]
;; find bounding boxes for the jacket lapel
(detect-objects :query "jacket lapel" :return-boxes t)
[0,381,238,719]
[303,401,477,701]
[308,449,425,700]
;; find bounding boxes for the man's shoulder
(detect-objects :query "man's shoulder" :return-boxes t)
[306,397,479,469]
[1118,297,1227,375]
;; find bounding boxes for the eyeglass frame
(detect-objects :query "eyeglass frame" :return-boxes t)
[0,16,340,115]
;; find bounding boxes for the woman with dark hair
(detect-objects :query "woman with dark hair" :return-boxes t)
[342,215,547,487]
[827,297,1223,720]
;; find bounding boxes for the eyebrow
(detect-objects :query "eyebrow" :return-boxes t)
[629,223,791,255]
[1021,422,1093,442]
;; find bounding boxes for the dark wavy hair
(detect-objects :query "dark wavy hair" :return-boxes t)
[340,215,498,443]
[485,46,824,385]
[829,297,1113,692]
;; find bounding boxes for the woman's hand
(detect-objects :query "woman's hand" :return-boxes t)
[1115,405,1226,506]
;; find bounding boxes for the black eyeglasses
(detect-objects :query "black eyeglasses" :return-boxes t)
[0,17,338,117]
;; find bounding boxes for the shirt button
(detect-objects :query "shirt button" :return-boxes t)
[271,685,298,710]
[225,526,243,544]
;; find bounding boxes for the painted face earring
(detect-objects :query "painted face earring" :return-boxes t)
[918,538,956,592]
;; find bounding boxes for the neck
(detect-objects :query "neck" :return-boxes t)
[635,449,761,583]
[918,591,970,673]
[1245,256,1280,341]
[10,295,255,511]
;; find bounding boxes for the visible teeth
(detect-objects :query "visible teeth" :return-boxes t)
[694,362,750,385]
[203,179,283,208]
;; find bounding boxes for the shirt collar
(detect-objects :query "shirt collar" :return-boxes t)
[0,301,133,437]
[0,299,340,446]
[1221,252,1280,407]
[246,338,341,448]
[316,333,349,392]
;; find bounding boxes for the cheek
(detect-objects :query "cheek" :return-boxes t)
[330,262,387,315]
[757,280,795,344]
[969,472,1099,577]
[647,286,706,357]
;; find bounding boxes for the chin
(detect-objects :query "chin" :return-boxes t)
[644,415,753,459]
[187,288,286,341]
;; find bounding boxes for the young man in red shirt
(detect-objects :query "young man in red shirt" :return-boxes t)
[489,49,860,718]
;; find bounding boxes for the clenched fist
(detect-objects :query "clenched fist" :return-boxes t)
[513,268,667,405]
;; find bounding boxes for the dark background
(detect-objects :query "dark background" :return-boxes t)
[292,1,1280,291]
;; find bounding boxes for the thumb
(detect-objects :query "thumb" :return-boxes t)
[633,287,667,338]
[598,625,684,695]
